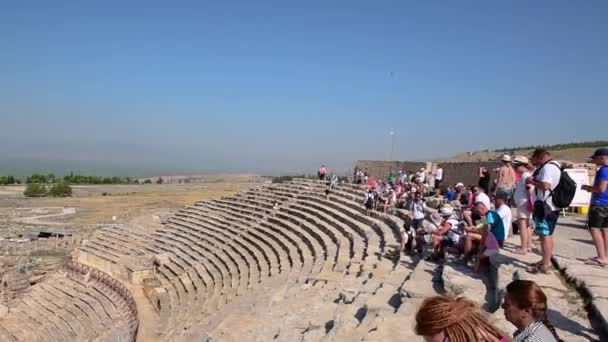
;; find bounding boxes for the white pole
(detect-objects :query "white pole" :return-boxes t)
[389,131,395,160]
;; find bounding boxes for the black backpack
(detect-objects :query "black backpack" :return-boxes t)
[545,161,577,208]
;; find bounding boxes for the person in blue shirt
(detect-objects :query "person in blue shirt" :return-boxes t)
[445,186,457,202]
[583,148,608,266]
[463,201,505,271]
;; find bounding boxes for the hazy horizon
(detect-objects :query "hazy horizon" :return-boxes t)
[2,2,606,176]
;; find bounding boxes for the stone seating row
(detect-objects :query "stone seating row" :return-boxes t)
[0,273,132,341]
[70,179,418,340]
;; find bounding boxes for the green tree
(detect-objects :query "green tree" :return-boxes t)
[48,182,72,197]
[143,179,152,184]
[156,177,164,184]
[26,174,48,183]
[24,183,48,197]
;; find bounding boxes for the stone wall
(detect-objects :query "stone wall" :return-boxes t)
[440,161,501,188]
[355,160,501,189]
[355,160,428,180]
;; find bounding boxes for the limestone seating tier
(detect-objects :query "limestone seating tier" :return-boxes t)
[235,192,369,263]
[261,185,398,253]
[12,178,600,341]
[192,202,302,277]
[0,267,136,341]
[206,201,319,282]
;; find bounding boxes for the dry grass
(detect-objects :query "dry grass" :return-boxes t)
[34,189,241,224]
[1,177,265,225]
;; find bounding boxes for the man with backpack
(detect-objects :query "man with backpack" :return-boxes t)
[527,148,576,273]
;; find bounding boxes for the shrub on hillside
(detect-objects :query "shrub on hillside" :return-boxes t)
[24,183,47,197]
[48,182,72,197]
[143,179,152,184]
[157,177,164,184]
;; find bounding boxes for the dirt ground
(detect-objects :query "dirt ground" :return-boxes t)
[0,174,268,227]
[437,147,597,163]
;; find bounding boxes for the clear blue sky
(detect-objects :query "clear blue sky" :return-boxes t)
[1,1,606,175]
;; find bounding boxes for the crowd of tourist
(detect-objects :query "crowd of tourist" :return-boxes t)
[350,148,587,276]
[318,147,608,340]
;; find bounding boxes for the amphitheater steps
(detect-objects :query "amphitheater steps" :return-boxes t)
[204,200,323,273]
[0,272,134,342]
[155,226,244,294]
[217,197,336,269]
[169,216,262,290]
[193,203,307,280]
[175,208,272,280]
[165,219,253,292]
[180,207,280,279]
[284,180,404,244]
[240,191,374,263]
[264,187,396,255]
[190,203,289,275]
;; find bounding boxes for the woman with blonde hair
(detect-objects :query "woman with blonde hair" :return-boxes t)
[503,279,560,342]
[415,296,507,341]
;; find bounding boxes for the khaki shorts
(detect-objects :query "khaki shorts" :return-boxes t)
[517,204,531,220]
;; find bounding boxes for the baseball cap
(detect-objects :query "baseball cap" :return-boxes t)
[530,148,550,158]
[495,189,509,200]
[590,148,608,159]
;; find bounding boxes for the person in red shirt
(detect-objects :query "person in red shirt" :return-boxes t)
[318,165,326,180]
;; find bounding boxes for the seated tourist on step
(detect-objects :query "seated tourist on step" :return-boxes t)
[454,182,467,205]
[427,205,458,261]
[445,186,457,202]
[398,170,407,185]
[398,215,417,255]
[463,186,492,226]
[503,280,561,342]
[462,200,506,268]
[494,189,513,241]
[582,148,608,266]
[416,295,507,342]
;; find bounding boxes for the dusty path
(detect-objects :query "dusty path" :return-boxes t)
[11,207,77,226]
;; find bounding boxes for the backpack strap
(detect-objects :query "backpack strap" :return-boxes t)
[535,160,562,201]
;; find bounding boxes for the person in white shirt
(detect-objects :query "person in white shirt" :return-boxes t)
[495,190,513,240]
[512,155,535,255]
[410,192,427,230]
[527,148,561,273]
[434,165,444,193]
[384,188,397,213]
[462,186,491,227]
[398,170,407,184]
[416,168,426,184]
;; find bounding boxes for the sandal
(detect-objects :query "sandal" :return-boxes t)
[513,248,527,255]
[527,263,550,274]
[584,258,607,267]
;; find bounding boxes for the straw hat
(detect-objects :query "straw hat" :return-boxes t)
[500,155,512,162]
[439,204,454,217]
[429,212,443,227]
[512,155,529,165]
